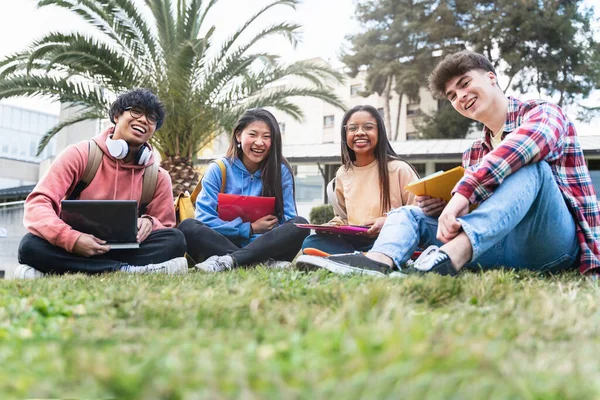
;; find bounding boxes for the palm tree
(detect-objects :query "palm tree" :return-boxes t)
[0,0,345,194]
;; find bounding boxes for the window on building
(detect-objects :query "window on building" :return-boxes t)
[323,115,334,128]
[29,138,38,158]
[587,159,600,199]
[411,163,426,177]
[278,122,286,135]
[407,103,420,117]
[406,132,421,140]
[435,162,461,172]
[11,109,21,130]
[2,107,11,130]
[350,84,363,96]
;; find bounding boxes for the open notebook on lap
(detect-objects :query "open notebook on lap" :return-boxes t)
[60,200,140,249]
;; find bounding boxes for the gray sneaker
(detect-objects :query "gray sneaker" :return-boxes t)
[263,259,292,269]
[195,255,235,273]
[13,264,45,280]
[123,257,188,275]
[296,252,393,277]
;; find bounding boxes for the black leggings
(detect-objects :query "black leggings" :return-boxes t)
[18,229,186,274]
[178,216,309,266]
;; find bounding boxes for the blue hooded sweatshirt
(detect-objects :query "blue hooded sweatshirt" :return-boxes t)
[195,157,297,246]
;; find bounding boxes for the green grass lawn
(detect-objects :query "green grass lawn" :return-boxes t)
[1,267,599,399]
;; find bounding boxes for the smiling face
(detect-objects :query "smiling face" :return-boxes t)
[112,107,157,149]
[345,110,378,165]
[444,69,499,123]
[236,120,272,172]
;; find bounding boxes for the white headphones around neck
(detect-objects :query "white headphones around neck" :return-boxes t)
[106,135,152,165]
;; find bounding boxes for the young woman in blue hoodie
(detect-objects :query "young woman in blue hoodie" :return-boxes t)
[178,108,309,272]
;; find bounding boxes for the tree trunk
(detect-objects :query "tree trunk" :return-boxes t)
[383,76,393,139]
[393,91,404,141]
[161,155,200,197]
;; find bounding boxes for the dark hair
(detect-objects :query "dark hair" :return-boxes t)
[428,50,497,99]
[340,105,418,215]
[225,108,295,219]
[109,88,166,129]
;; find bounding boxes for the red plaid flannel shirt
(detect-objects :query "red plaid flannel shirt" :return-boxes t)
[454,97,600,274]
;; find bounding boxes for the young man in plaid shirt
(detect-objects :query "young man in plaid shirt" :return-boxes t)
[297,50,600,277]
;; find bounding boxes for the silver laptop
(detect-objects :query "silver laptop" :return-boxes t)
[60,200,140,249]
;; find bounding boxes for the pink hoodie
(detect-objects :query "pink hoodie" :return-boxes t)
[24,127,176,252]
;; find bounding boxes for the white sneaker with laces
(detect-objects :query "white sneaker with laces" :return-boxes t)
[195,255,235,273]
[13,264,45,280]
[413,245,442,271]
[122,257,188,275]
[263,259,292,269]
[412,245,458,277]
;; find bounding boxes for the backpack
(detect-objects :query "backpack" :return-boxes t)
[174,159,227,225]
[68,140,158,216]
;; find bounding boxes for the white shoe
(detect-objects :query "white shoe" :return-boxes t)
[263,259,292,269]
[195,255,235,273]
[124,257,188,275]
[13,264,45,280]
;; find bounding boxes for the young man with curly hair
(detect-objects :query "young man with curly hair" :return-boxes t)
[16,88,187,278]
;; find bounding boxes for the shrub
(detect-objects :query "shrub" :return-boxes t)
[309,204,334,224]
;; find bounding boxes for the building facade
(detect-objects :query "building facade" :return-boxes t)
[0,104,58,189]
[198,60,600,218]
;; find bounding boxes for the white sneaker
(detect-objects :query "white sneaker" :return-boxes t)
[195,255,235,273]
[13,264,45,280]
[263,259,292,269]
[123,257,188,275]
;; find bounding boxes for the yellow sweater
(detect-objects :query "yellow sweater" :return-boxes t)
[335,159,419,225]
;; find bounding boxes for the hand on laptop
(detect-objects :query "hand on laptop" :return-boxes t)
[416,195,446,217]
[73,233,110,257]
[137,217,153,243]
[251,214,278,234]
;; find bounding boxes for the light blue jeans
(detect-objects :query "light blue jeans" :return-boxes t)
[371,162,580,272]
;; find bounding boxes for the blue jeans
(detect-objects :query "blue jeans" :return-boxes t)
[371,162,580,272]
[302,233,376,255]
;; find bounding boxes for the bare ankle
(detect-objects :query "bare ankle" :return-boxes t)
[439,232,473,271]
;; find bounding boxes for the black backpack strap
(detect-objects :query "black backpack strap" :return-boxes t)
[68,140,102,200]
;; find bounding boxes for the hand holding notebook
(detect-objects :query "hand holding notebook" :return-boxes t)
[404,166,465,202]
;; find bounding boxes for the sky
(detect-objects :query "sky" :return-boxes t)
[0,0,597,134]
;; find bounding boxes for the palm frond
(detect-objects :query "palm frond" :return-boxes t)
[38,0,159,78]
[0,74,110,110]
[146,0,177,58]
[23,33,139,88]
[36,109,104,155]
[212,0,299,66]
[4,0,345,166]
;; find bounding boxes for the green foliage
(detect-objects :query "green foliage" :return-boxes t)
[345,0,600,138]
[309,204,334,224]
[466,0,600,108]
[0,269,599,398]
[0,0,346,161]
[344,0,464,139]
[416,100,478,139]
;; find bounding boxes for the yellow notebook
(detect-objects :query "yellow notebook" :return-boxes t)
[404,166,465,202]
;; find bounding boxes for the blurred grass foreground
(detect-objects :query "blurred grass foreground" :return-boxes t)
[1,268,599,399]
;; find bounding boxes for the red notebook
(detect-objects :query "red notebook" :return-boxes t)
[217,193,276,223]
